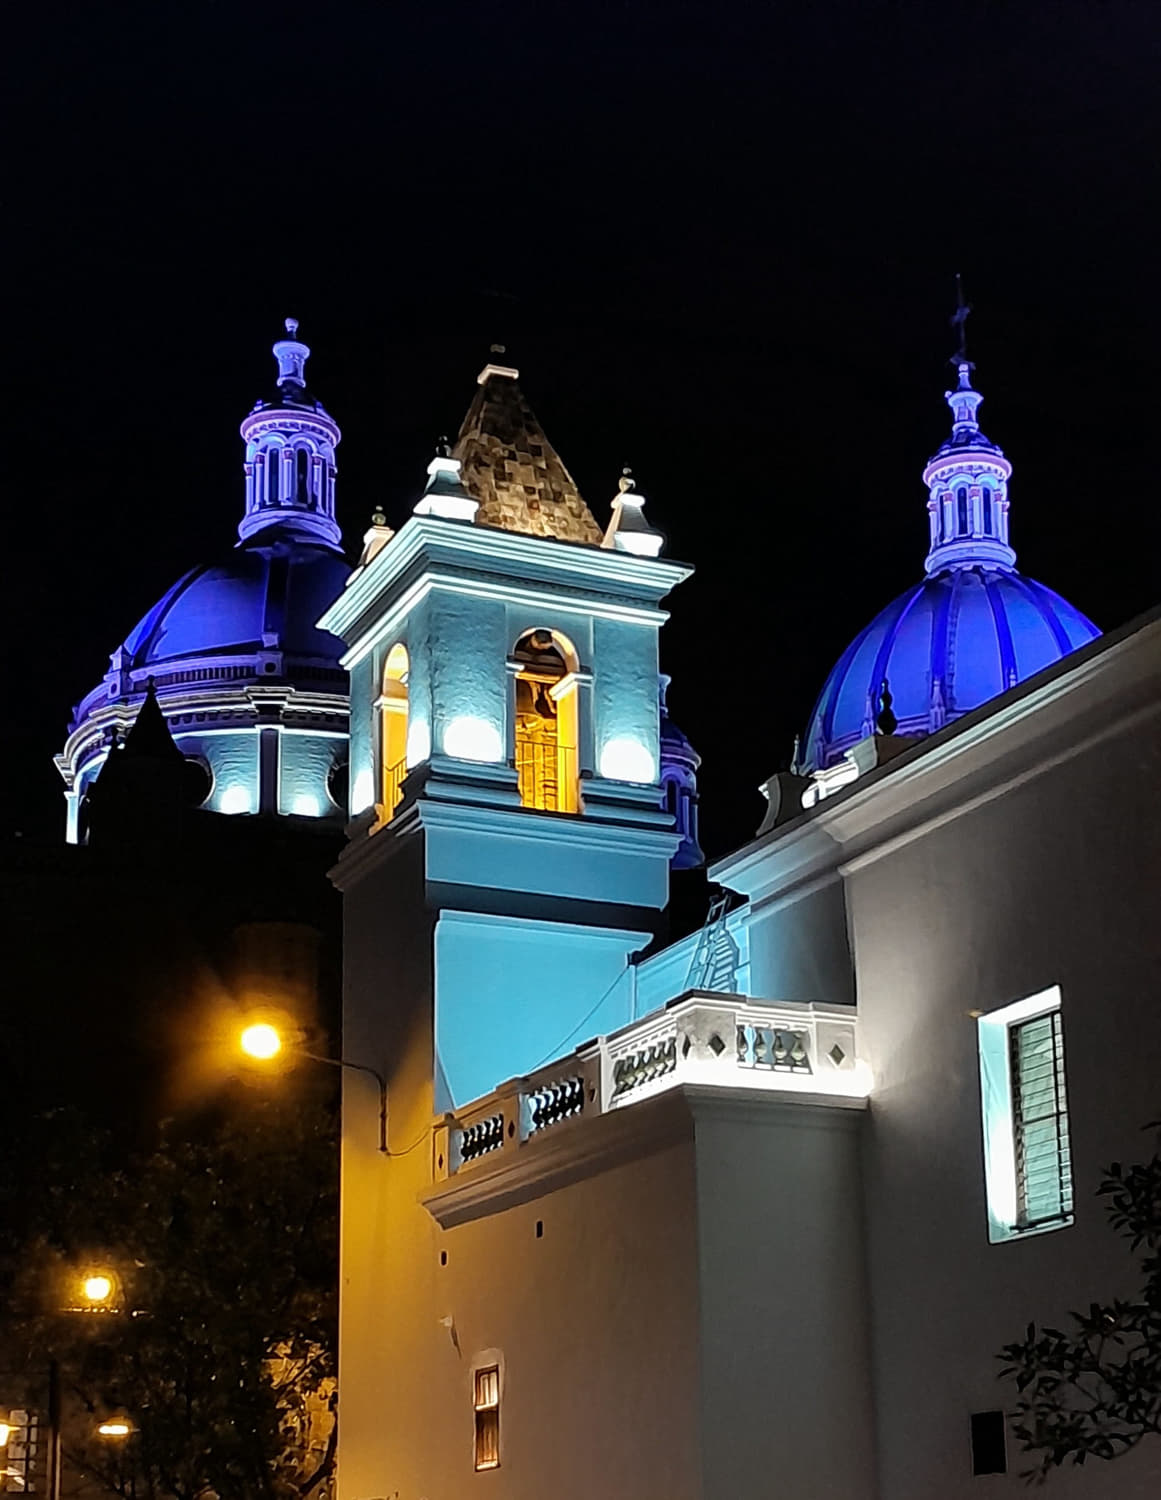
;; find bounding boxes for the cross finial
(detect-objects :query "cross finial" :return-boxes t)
[950,274,971,367]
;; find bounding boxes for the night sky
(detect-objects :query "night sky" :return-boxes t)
[7,1,1160,858]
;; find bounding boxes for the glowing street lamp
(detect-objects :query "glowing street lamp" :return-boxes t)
[238,1021,388,1153]
[82,1275,113,1305]
[240,1023,282,1060]
[96,1419,132,1439]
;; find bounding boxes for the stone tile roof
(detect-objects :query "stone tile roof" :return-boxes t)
[453,368,603,544]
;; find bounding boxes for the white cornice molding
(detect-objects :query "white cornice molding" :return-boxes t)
[421,1085,864,1229]
[322,514,692,646]
[416,794,678,858]
[58,687,351,773]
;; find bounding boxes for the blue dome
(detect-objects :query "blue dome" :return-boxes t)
[121,535,349,675]
[803,566,1099,770]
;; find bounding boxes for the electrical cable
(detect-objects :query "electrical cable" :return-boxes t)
[526,964,631,1074]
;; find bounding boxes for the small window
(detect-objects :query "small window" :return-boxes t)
[268,448,281,504]
[473,1365,500,1471]
[981,487,993,535]
[970,1411,1007,1475]
[957,486,969,535]
[296,448,309,503]
[978,987,1073,1243]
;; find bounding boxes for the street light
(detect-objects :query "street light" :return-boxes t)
[70,1268,120,1313]
[240,1023,282,1060]
[238,1022,388,1153]
[96,1420,132,1439]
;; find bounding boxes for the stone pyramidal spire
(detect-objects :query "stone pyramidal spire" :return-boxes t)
[453,348,603,544]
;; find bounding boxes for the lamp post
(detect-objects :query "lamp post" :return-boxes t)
[239,1024,389,1153]
[47,1358,61,1500]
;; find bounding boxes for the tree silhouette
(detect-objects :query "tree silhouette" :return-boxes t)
[0,1084,337,1500]
[999,1127,1161,1479]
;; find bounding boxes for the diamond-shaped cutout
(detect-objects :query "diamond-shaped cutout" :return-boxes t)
[682,1034,692,1059]
[708,1032,725,1057]
[828,1043,846,1067]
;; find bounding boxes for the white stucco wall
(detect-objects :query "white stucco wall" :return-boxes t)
[849,688,1161,1498]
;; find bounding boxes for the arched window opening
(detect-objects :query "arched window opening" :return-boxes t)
[513,629,579,814]
[957,486,969,536]
[296,448,310,505]
[981,486,993,535]
[379,643,409,824]
[268,446,282,505]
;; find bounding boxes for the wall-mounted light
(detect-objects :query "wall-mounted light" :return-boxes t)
[599,737,655,784]
[443,716,502,763]
[218,784,253,815]
[406,719,431,768]
[351,766,374,814]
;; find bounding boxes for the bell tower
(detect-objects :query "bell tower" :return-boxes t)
[319,359,690,1498]
[322,359,690,1109]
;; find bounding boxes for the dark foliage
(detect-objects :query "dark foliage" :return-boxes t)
[0,1085,338,1500]
[999,1126,1161,1481]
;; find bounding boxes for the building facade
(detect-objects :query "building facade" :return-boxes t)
[325,341,1161,1498]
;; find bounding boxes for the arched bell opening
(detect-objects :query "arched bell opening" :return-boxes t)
[512,629,579,814]
[378,643,409,824]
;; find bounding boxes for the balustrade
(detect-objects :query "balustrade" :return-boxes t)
[433,991,866,1183]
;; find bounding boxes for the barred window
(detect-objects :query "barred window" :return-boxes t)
[473,1365,500,1471]
[1011,1010,1072,1228]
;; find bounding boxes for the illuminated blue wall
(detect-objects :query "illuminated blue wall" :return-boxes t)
[434,912,647,1108]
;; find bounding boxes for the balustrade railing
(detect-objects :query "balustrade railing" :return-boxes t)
[432,991,866,1183]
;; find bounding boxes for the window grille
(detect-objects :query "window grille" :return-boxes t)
[473,1365,500,1470]
[1010,1010,1072,1228]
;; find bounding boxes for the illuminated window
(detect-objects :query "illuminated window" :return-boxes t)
[513,629,579,813]
[978,987,1073,1243]
[378,643,409,826]
[957,486,969,535]
[473,1365,500,1471]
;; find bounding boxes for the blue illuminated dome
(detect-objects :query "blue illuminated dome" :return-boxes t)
[120,539,350,676]
[57,322,352,840]
[803,353,1099,771]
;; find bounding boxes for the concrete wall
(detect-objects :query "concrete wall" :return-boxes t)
[850,681,1161,1495]
[340,1031,703,1500]
[694,1096,877,1500]
[746,877,855,1007]
[434,911,643,1109]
